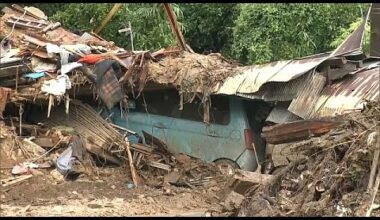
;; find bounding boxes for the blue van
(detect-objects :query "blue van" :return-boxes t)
[107,89,268,172]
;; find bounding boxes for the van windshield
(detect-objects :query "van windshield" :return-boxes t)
[133,89,230,125]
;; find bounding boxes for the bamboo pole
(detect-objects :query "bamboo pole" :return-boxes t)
[94,3,123,34]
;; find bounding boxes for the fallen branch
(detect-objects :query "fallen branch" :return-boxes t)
[124,140,140,187]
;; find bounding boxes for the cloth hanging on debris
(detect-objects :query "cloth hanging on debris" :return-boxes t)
[60,44,92,57]
[78,54,106,65]
[41,74,71,96]
[60,50,70,66]
[93,59,124,110]
[56,135,86,175]
[61,62,83,75]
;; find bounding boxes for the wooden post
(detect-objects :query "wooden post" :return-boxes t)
[129,21,134,51]
[94,3,123,34]
[162,3,188,52]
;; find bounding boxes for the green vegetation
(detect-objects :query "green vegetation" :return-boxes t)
[0,3,369,64]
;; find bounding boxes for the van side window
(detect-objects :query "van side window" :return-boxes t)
[134,90,230,125]
[179,95,230,125]
[180,98,204,122]
[135,90,178,117]
[209,95,230,125]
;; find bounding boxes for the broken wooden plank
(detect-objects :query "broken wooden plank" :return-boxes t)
[1,174,33,187]
[22,34,47,47]
[32,137,58,148]
[146,161,171,171]
[22,137,47,156]
[233,169,274,185]
[86,144,123,166]
[262,118,345,145]
[0,65,30,78]
[131,143,154,154]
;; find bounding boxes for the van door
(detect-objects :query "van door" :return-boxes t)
[129,89,177,146]
[166,95,243,163]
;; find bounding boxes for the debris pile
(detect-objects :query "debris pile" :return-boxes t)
[237,101,380,217]
[0,4,242,126]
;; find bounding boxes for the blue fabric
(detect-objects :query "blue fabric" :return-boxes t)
[23,72,46,79]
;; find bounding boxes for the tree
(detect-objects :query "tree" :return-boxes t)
[179,3,240,55]
[51,3,183,51]
[230,4,366,65]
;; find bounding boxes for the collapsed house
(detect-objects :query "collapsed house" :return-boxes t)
[0,4,379,213]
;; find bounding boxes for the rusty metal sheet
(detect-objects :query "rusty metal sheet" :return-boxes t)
[311,63,379,118]
[370,3,380,57]
[262,118,345,145]
[288,72,327,119]
[331,14,369,57]
[217,53,330,96]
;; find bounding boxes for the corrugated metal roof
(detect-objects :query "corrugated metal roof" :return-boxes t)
[216,53,330,95]
[235,71,311,102]
[311,65,379,118]
[288,72,327,119]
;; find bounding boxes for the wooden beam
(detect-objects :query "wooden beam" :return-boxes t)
[262,118,345,145]
[94,3,123,34]
[162,3,189,52]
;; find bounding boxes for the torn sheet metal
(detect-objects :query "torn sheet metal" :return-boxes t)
[236,71,311,102]
[288,72,327,119]
[265,106,302,124]
[216,12,369,99]
[217,53,330,96]
[311,65,379,118]
[331,10,369,57]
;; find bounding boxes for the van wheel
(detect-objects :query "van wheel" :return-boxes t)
[214,159,240,176]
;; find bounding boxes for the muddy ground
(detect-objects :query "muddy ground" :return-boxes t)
[0,163,232,216]
[0,140,237,217]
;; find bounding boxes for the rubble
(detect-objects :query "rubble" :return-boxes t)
[0,4,379,217]
[237,101,380,217]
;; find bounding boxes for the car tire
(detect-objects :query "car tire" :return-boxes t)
[214,159,240,176]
